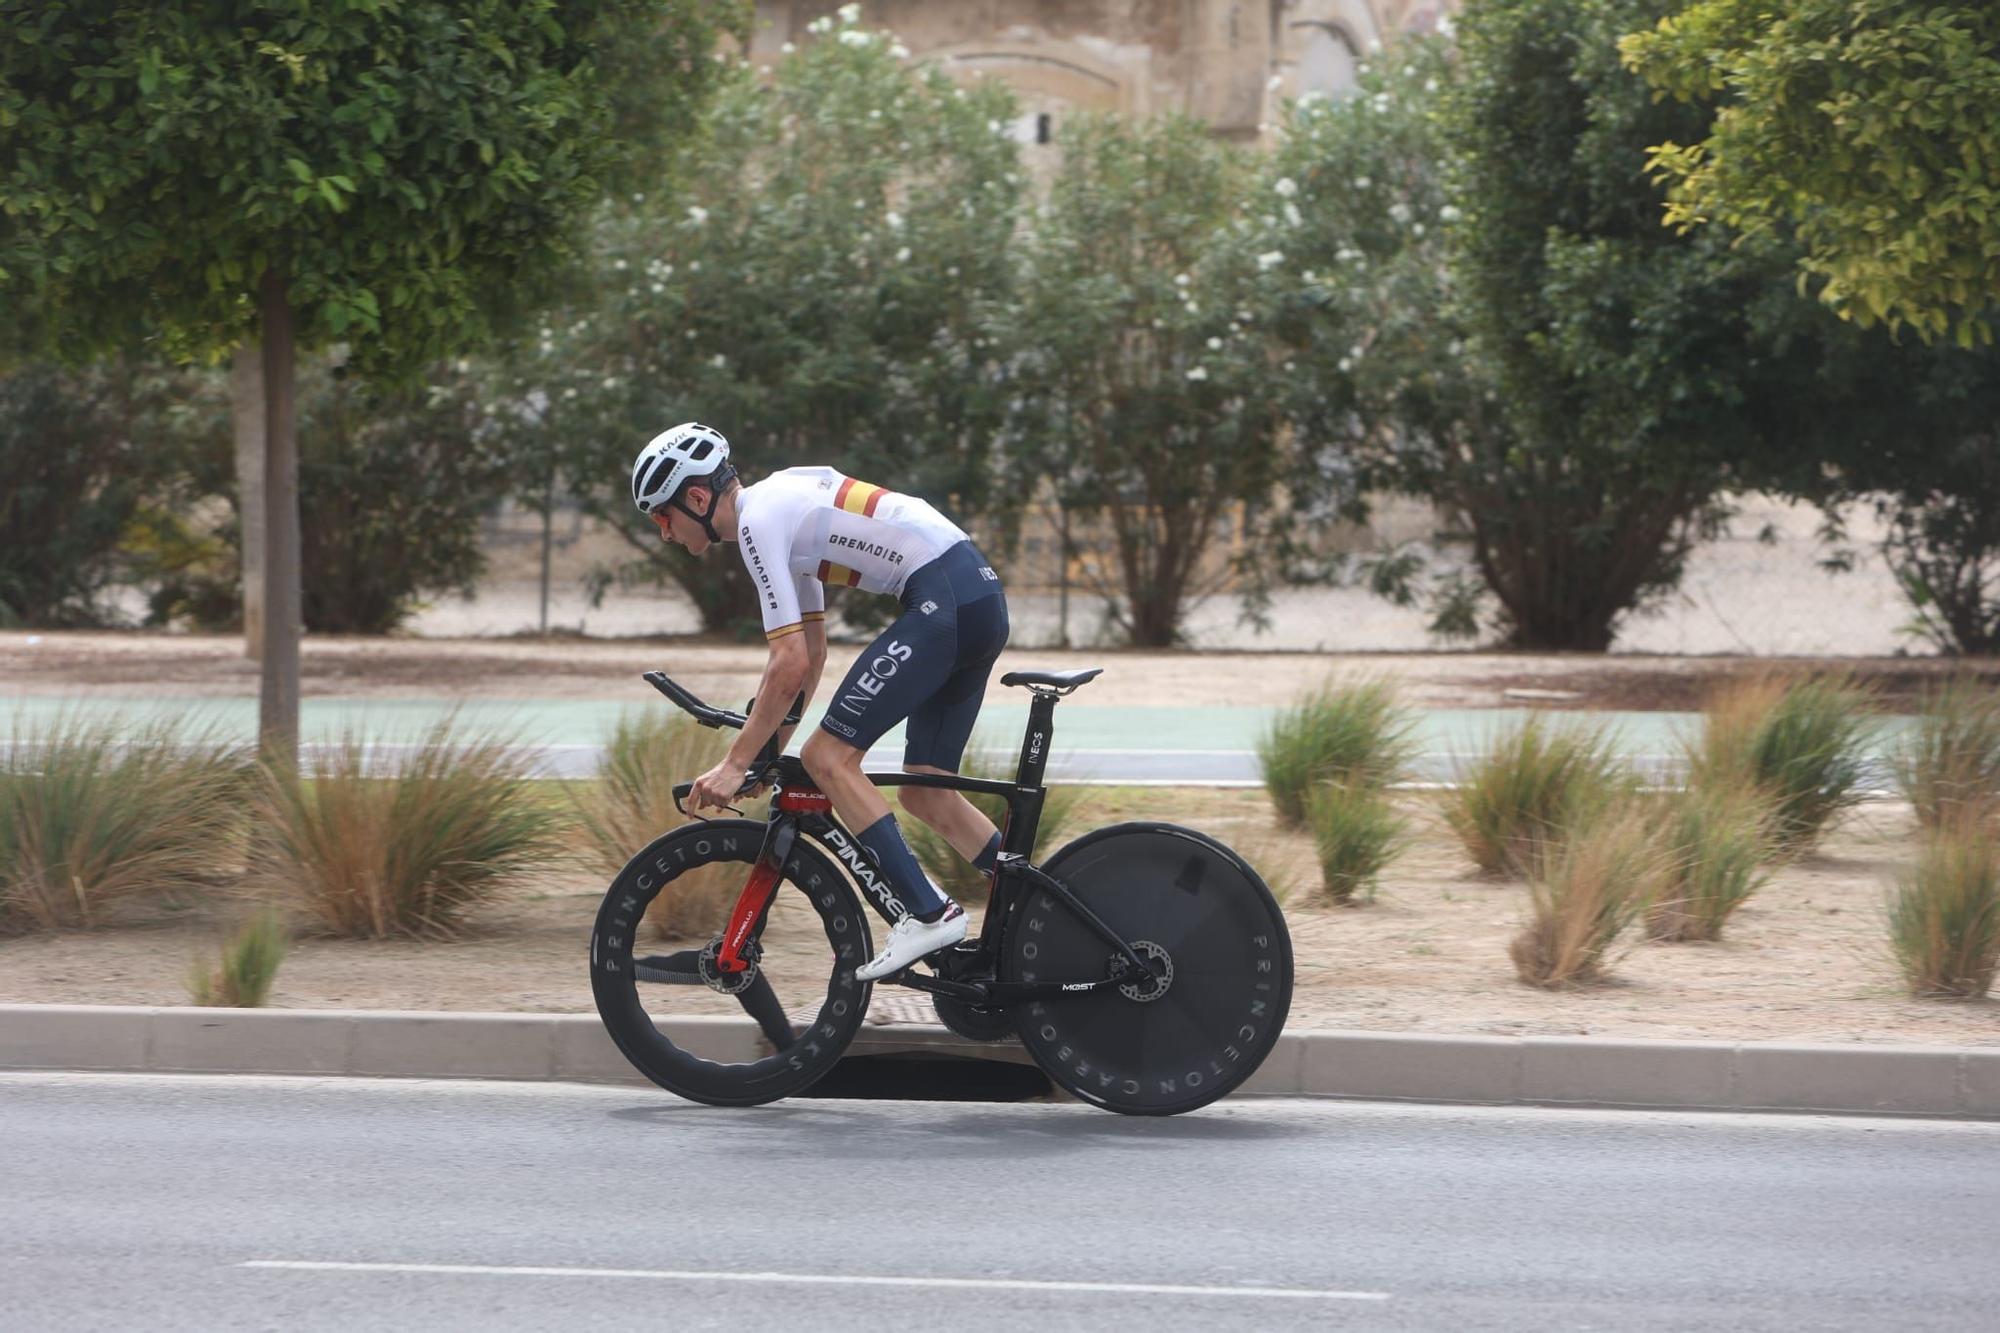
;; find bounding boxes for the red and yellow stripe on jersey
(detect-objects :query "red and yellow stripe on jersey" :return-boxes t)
[834,477,887,517]
[817,560,863,588]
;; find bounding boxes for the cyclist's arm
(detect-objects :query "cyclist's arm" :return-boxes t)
[775,614,828,753]
[726,631,810,771]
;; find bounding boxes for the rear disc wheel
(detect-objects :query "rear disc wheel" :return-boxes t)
[1002,823,1293,1115]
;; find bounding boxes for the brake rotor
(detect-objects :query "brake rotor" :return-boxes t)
[696,937,759,995]
[1115,940,1174,1003]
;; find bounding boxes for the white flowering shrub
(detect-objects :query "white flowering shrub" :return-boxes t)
[1265,15,1818,652]
[512,10,1025,632]
[1002,113,1306,646]
[1259,37,1497,641]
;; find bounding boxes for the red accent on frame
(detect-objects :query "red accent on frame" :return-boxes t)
[716,863,781,973]
[777,786,833,813]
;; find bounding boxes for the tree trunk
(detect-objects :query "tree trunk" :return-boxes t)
[258,270,302,761]
[538,465,555,636]
[231,345,267,660]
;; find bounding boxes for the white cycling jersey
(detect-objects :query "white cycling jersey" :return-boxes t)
[735,466,969,641]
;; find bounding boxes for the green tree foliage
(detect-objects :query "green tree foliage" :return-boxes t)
[297,360,512,634]
[1872,436,2000,656]
[116,356,518,636]
[0,1,739,362]
[1788,337,2000,654]
[1007,114,1293,647]
[1622,0,2000,345]
[1436,0,1829,650]
[1261,41,1502,639]
[514,10,1023,635]
[0,1,738,744]
[0,359,220,626]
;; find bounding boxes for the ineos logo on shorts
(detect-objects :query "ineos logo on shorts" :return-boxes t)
[838,638,914,717]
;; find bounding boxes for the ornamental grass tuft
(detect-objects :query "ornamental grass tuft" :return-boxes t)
[1303,780,1406,905]
[1888,814,2000,1000]
[0,714,247,934]
[570,710,750,939]
[258,722,567,939]
[1895,679,2000,830]
[186,907,289,1007]
[1644,781,1774,943]
[1443,713,1631,878]
[1510,806,1665,989]
[1257,678,1416,827]
[1684,674,1875,856]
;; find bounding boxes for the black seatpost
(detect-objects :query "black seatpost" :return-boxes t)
[1014,690,1059,789]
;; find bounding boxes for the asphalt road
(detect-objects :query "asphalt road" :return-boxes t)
[6,1074,1996,1331]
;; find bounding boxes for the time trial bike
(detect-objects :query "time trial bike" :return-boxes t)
[588,666,1293,1115]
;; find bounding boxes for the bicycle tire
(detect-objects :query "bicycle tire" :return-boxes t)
[590,820,873,1107]
[1001,822,1293,1116]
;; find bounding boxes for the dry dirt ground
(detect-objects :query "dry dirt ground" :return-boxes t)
[1,774,1992,1047]
[7,629,2000,712]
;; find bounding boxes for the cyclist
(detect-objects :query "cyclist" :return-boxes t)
[630,422,1010,981]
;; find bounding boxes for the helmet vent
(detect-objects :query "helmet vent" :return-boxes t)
[689,440,714,461]
[637,455,672,500]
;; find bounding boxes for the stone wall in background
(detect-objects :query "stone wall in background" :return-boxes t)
[751,0,1464,149]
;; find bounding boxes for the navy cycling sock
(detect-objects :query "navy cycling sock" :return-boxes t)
[973,831,1002,873]
[856,813,948,918]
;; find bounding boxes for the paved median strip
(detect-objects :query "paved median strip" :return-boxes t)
[3,1004,1995,1119]
[239,1259,1391,1301]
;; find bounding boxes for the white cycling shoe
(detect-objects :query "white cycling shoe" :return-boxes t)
[855,901,967,981]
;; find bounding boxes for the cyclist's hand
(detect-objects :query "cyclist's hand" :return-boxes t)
[689,757,751,813]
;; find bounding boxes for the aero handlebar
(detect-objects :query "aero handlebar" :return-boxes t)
[646,671,804,816]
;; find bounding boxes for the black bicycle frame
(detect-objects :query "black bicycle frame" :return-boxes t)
[662,676,1153,1002]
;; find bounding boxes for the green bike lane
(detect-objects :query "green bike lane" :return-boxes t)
[1,694,1909,785]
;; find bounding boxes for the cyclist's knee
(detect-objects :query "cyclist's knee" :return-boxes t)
[802,730,862,784]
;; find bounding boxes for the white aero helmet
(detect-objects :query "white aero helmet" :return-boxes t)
[631,421,732,519]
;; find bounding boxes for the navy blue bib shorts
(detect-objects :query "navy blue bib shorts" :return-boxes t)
[816,541,1010,771]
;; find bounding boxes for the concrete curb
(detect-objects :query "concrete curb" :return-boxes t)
[3,1004,1995,1119]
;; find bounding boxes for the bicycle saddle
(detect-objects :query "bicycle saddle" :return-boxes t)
[1000,667,1103,692]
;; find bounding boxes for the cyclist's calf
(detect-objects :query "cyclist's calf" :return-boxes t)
[898,771,997,863]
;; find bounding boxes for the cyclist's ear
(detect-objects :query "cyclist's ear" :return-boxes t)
[684,483,712,514]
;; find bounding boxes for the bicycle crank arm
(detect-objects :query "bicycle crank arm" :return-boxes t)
[889,970,992,1004]
[634,951,705,984]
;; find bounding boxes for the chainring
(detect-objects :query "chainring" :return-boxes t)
[930,992,1018,1043]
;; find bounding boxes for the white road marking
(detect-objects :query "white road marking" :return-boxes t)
[241,1260,1390,1302]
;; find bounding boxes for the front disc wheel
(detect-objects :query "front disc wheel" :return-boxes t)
[590,820,873,1107]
